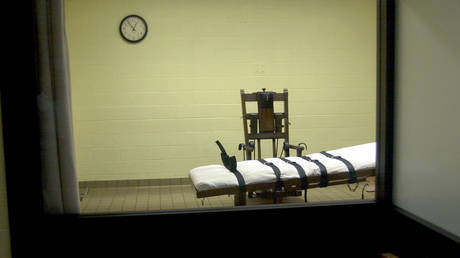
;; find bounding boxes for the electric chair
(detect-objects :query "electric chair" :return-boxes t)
[239,88,307,202]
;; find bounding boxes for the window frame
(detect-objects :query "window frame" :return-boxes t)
[3,0,395,255]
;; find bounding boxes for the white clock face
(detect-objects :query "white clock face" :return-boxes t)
[120,15,147,42]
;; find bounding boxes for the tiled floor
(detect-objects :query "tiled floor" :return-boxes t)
[80,182,375,214]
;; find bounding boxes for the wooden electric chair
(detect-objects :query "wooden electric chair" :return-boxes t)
[239,88,305,202]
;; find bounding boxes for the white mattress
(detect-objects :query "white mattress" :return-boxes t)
[189,142,376,192]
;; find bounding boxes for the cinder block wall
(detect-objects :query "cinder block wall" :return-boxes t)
[66,0,376,181]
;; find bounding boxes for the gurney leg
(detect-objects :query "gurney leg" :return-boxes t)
[273,192,279,204]
[234,192,247,206]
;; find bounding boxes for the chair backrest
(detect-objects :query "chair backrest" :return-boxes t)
[240,88,290,159]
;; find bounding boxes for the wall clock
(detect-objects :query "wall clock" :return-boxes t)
[119,15,148,43]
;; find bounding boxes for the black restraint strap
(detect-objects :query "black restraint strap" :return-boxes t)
[232,169,246,193]
[279,158,308,190]
[320,151,357,184]
[258,159,283,191]
[216,140,246,193]
[279,157,309,202]
[301,156,328,187]
[224,156,246,193]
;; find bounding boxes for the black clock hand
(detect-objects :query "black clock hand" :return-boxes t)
[126,20,135,29]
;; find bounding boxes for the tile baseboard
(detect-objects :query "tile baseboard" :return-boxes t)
[79,177,191,189]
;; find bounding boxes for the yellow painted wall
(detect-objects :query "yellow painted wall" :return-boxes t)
[66,0,376,181]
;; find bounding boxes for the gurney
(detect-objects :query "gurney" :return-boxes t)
[189,142,376,206]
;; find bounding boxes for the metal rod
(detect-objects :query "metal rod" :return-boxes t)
[257,139,261,159]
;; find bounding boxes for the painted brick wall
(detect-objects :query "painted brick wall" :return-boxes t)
[66,0,376,180]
